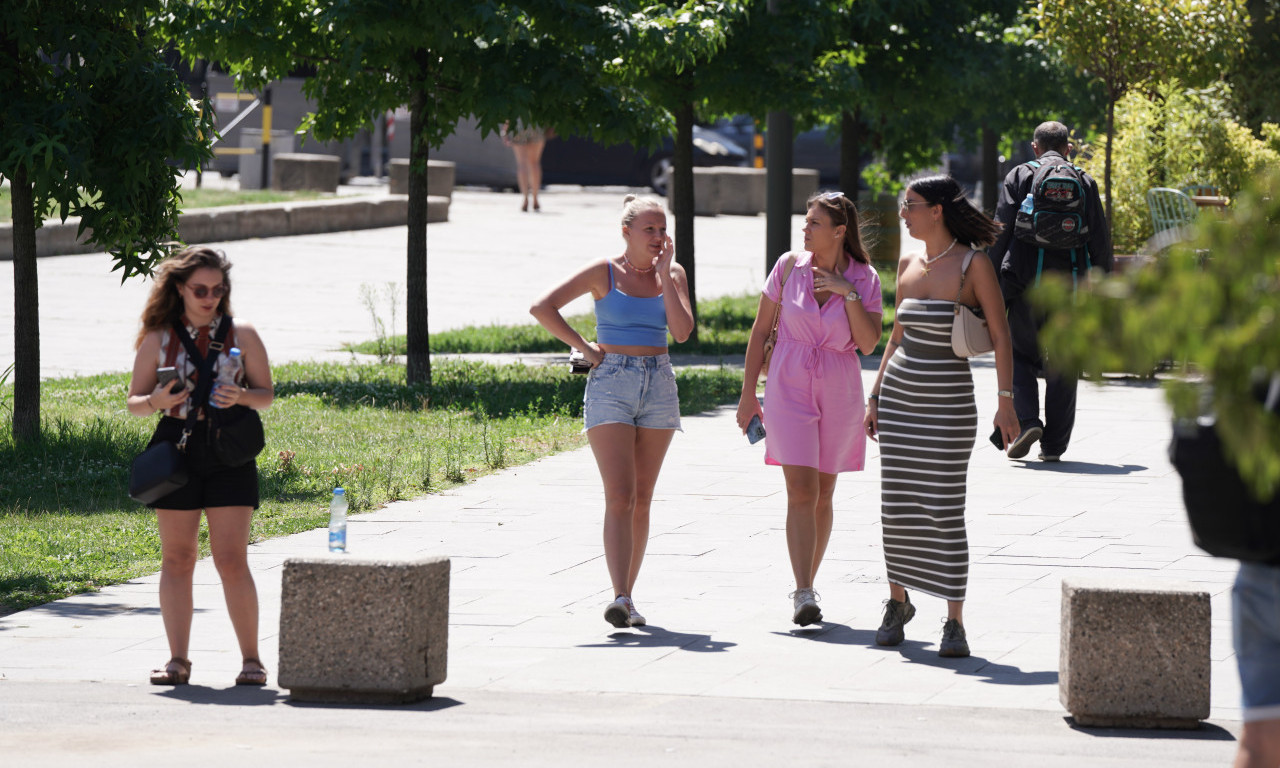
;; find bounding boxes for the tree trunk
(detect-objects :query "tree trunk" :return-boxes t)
[405,81,430,386]
[839,110,863,197]
[11,164,40,442]
[981,122,998,216]
[673,100,698,345]
[1104,94,1115,229]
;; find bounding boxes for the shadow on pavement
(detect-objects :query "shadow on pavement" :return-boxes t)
[578,625,736,653]
[283,695,466,713]
[155,685,288,706]
[1015,461,1148,475]
[771,622,886,647]
[1064,717,1236,741]
[0,601,166,625]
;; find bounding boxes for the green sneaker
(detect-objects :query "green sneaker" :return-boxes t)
[875,593,916,646]
[939,618,970,657]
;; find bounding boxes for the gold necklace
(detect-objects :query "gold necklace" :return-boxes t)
[920,238,957,276]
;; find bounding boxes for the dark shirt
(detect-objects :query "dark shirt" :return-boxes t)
[988,150,1113,298]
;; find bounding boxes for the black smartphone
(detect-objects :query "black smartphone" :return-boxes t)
[156,366,184,393]
[989,427,1005,451]
[568,350,591,375]
[747,414,767,444]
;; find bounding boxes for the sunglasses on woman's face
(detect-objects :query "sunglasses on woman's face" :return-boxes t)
[186,283,227,299]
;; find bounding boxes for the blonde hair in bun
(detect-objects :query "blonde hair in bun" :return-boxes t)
[621,194,665,227]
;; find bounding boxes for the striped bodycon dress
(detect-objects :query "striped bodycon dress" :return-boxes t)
[877,298,978,602]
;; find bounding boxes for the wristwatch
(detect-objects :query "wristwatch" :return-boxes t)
[845,290,861,303]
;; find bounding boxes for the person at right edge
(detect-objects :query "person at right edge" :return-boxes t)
[986,121,1112,462]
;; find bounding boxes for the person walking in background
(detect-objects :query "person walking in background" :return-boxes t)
[126,246,274,686]
[501,121,548,212]
[986,121,1112,462]
[736,192,883,627]
[864,176,1018,657]
[530,195,693,628]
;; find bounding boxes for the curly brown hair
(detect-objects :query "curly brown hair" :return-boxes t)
[134,246,234,349]
[806,191,871,265]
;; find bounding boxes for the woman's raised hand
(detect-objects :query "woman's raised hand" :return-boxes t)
[151,380,190,411]
[655,235,675,275]
[812,265,853,297]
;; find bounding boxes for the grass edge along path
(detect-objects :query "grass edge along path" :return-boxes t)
[0,359,743,615]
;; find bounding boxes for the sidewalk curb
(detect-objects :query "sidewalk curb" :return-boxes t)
[0,194,450,260]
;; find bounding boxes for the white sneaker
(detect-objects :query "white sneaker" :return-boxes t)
[789,588,822,627]
[604,596,631,628]
[624,596,646,627]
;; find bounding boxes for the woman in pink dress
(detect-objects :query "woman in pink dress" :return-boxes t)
[736,191,884,626]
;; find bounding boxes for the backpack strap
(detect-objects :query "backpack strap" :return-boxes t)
[1025,160,1041,170]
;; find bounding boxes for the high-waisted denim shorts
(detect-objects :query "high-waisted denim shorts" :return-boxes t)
[1234,561,1280,722]
[583,353,681,431]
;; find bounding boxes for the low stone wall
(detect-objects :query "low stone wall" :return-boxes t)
[0,196,415,260]
[666,166,823,217]
[390,159,457,199]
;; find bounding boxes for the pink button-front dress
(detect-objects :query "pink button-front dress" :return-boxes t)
[761,251,883,474]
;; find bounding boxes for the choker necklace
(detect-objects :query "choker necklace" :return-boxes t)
[920,238,958,276]
[624,254,655,274]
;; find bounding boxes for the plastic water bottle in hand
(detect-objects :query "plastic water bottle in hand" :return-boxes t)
[209,347,242,408]
[328,488,348,552]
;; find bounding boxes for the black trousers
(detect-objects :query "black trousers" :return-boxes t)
[1007,295,1078,455]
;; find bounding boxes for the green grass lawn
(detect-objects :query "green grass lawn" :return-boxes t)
[0,359,743,614]
[348,271,899,359]
[0,186,331,224]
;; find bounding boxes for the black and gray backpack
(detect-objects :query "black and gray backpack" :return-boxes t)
[1013,158,1092,286]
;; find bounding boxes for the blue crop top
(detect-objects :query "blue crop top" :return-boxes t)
[595,263,669,347]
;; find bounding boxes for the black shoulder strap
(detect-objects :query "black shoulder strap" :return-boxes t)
[172,316,233,408]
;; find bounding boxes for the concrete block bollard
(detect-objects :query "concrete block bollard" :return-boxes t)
[271,154,341,193]
[715,167,768,216]
[792,168,820,214]
[278,555,450,704]
[390,160,456,201]
[665,167,723,216]
[1059,578,1210,728]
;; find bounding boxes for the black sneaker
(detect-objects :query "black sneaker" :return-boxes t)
[875,593,916,646]
[1038,450,1061,462]
[939,618,970,657]
[1006,426,1042,459]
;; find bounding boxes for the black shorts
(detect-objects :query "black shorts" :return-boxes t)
[145,417,260,510]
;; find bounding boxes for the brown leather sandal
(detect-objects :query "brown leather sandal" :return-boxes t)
[235,657,268,686]
[149,657,191,685]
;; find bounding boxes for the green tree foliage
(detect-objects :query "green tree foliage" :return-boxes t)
[0,1,213,441]
[1037,0,1247,225]
[1231,0,1280,132]
[1075,82,1280,253]
[1034,170,1280,498]
[173,0,730,379]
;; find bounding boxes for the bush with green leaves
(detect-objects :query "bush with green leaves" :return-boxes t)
[1034,169,1280,498]
[1077,81,1280,254]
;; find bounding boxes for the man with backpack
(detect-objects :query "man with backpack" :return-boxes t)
[986,121,1112,461]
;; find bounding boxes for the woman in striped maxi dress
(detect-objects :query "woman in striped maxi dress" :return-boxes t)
[863,176,1020,657]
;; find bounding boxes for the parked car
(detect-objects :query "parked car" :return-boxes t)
[541,125,749,195]
[710,115,844,185]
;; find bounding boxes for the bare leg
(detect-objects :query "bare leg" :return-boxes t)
[947,600,964,623]
[206,506,260,668]
[512,144,532,210]
[1236,720,1280,768]
[527,139,545,210]
[589,423,639,598]
[782,465,822,590]
[625,427,676,593]
[810,471,837,584]
[155,509,201,664]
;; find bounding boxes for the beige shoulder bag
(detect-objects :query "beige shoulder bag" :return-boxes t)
[952,249,994,358]
[761,253,798,375]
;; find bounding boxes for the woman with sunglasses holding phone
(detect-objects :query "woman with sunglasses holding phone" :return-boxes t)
[863,176,1018,658]
[126,245,274,686]
[736,191,883,626]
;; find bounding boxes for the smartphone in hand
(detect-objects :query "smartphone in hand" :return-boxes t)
[989,427,1005,451]
[156,366,184,393]
[568,350,591,375]
[746,414,767,444]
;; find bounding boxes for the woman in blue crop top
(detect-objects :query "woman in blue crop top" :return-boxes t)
[531,194,694,629]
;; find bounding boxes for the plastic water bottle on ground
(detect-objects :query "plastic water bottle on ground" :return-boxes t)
[209,347,242,408]
[328,488,348,553]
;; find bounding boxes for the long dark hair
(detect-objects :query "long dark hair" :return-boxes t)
[806,191,871,265]
[135,246,233,349]
[908,176,1001,248]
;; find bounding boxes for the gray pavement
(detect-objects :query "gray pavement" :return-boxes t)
[0,186,1243,765]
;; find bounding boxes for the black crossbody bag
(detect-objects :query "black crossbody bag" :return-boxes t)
[174,317,266,468]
